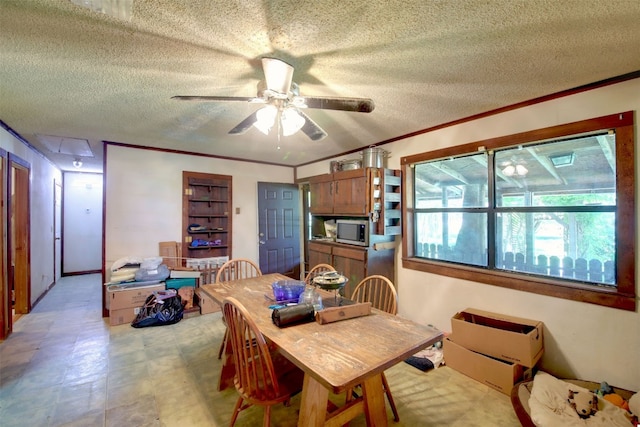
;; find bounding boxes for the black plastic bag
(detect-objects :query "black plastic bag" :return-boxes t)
[131,291,184,328]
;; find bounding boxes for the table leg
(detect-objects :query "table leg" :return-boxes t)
[298,374,329,427]
[361,373,388,427]
[217,339,234,391]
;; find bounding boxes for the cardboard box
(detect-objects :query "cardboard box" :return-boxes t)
[106,283,165,310]
[444,337,533,395]
[451,308,543,368]
[109,306,141,326]
[159,241,181,268]
[195,288,220,315]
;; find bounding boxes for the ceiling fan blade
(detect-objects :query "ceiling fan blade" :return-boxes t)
[294,96,375,113]
[172,95,256,102]
[298,111,328,141]
[261,58,294,94]
[228,111,259,135]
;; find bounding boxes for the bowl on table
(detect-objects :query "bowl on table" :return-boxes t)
[312,272,348,290]
[271,280,306,302]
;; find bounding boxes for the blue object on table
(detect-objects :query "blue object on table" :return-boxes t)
[271,280,306,302]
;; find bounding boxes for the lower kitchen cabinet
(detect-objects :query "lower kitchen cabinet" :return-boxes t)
[308,240,395,297]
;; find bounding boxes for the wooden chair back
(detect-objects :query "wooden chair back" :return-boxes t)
[223,297,281,402]
[216,258,262,283]
[348,275,401,421]
[350,275,398,315]
[222,297,303,426]
[304,263,336,286]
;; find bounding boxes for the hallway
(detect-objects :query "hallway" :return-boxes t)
[0,274,520,426]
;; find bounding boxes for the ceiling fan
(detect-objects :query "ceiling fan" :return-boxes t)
[172,58,375,141]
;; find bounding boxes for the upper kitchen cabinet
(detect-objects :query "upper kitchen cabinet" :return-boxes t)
[309,168,368,215]
[182,171,232,261]
[308,173,335,214]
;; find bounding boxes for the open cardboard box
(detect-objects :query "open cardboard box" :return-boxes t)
[444,337,537,395]
[451,308,543,368]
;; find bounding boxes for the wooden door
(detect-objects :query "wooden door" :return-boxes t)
[258,182,300,279]
[308,241,332,270]
[309,174,334,214]
[8,155,30,318]
[0,152,8,339]
[332,169,368,215]
[332,245,366,297]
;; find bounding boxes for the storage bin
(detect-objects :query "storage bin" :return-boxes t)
[165,278,197,289]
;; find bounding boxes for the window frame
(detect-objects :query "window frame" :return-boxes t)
[401,111,636,311]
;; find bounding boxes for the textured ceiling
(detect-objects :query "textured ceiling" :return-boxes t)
[1,0,640,172]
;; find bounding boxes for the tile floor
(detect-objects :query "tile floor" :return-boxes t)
[0,274,521,426]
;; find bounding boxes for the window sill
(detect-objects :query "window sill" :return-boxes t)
[402,256,636,311]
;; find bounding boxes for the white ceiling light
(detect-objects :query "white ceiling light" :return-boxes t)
[73,158,83,169]
[69,0,133,21]
[280,108,305,136]
[253,106,306,137]
[502,163,528,177]
[254,105,278,135]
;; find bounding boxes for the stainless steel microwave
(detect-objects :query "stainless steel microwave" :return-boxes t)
[335,219,369,246]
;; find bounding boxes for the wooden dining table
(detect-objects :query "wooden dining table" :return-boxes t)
[200,273,443,427]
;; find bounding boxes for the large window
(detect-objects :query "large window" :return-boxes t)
[402,112,635,310]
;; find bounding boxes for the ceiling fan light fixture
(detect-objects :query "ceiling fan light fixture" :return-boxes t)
[174,57,371,141]
[254,105,278,135]
[502,163,528,177]
[281,108,305,136]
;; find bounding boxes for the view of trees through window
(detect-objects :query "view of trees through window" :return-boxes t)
[414,133,617,286]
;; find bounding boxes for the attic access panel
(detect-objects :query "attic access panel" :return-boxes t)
[36,135,94,157]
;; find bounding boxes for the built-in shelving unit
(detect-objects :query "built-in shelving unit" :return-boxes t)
[182,171,232,262]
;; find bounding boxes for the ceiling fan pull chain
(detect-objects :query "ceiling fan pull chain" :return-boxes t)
[276,112,282,150]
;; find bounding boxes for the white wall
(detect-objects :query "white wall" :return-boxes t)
[63,172,103,273]
[105,145,295,269]
[297,78,640,391]
[0,127,62,302]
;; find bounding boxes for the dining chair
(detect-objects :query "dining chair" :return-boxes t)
[303,263,336,286]
[216,258,263,359]
[222,297,304,427]
[215,258,262,283]
[347,275,400,422]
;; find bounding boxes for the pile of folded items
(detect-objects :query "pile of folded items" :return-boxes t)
[109,256,170,286]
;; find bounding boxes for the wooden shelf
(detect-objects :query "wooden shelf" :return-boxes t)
[188,245,229,250]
